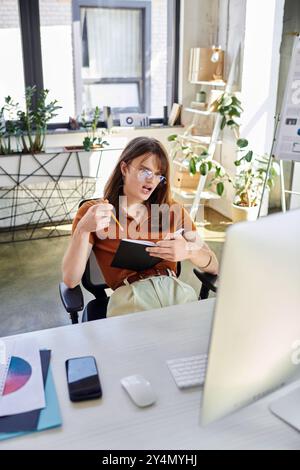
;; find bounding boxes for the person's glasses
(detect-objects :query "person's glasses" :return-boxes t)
[130,164,166,184]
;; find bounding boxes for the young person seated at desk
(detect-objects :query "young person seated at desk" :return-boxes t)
[62,137,218,317]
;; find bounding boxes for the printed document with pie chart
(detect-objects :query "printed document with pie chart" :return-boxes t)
[0,337,45,417]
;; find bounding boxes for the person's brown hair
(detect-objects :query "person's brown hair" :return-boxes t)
[104,136,173,217]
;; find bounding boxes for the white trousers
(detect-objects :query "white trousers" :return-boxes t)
[106,275,198,317]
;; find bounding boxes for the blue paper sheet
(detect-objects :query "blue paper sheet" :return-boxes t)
[0,365,62,441]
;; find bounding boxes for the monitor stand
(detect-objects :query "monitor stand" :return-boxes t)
[269,386,300,431]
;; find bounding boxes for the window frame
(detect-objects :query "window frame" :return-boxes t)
[18,0,44,109]
[167,0,180,106]
[82,78,142,114]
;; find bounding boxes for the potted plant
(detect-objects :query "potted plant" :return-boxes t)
[168,90,280,222]
[209,92,243,138]
[168,132,208,168]
[0,96,21,154]
[0,88,61,155]
[65,106,109,152]
[168,92,245,190]
[16,86,61,154]
[209,142,280,222]
[211,90,279,220]
[168,134,279,222]
[81,106,110,151]
[168,133,209,191]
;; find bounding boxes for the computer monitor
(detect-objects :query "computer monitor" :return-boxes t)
[201,208,300,426]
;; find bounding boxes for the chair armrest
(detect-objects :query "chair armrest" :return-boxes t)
[193,269,218,292]
[193,269,218,300]
[59,282,84,314]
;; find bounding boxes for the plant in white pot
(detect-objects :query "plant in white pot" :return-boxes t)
[208,140,280,222]
[169,91,280,222]
[209,92,280,220]
[168,134,279,222]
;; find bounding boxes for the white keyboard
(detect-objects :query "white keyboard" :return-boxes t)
[166,353,208,389]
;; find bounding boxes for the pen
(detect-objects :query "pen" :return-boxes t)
[103,199,124,231]
[163,228,184,240]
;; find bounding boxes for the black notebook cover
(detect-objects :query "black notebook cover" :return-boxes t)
[111,239,162,271]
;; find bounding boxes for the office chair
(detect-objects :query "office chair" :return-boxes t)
[59,199,218,324]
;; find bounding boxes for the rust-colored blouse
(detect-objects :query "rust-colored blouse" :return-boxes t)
[72,200,196,290]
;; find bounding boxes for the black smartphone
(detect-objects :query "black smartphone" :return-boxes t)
[65,356,102,402]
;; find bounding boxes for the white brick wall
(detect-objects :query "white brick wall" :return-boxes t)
[0,0,72,28]
[39,0,71,26]
[0,0,19,28]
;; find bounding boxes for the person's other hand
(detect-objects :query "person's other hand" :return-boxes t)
[146,233,189,262]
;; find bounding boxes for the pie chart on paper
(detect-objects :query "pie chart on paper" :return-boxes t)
[2,356,32,395]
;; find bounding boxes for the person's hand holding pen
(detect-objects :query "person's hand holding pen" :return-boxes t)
[77,198,121,235]
[163,228,184,240]
[103,199,124,231]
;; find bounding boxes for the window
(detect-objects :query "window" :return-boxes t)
[0,0,179,125]
[73,0,171,118]
[39,0,75,122]
[80,6,144,112]
[0,0,25,107]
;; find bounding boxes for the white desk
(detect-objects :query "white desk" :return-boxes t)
[1,299,300,450]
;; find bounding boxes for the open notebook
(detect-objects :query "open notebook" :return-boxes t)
[111,239,161,271]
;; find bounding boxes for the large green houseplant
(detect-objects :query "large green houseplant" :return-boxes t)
[209,143,280,220]
[169,133,278,197]
[168,92,279,221]
[17,86,61,153]
[0,86,61,154]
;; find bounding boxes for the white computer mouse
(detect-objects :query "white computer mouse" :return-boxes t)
[120,374,156,408]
